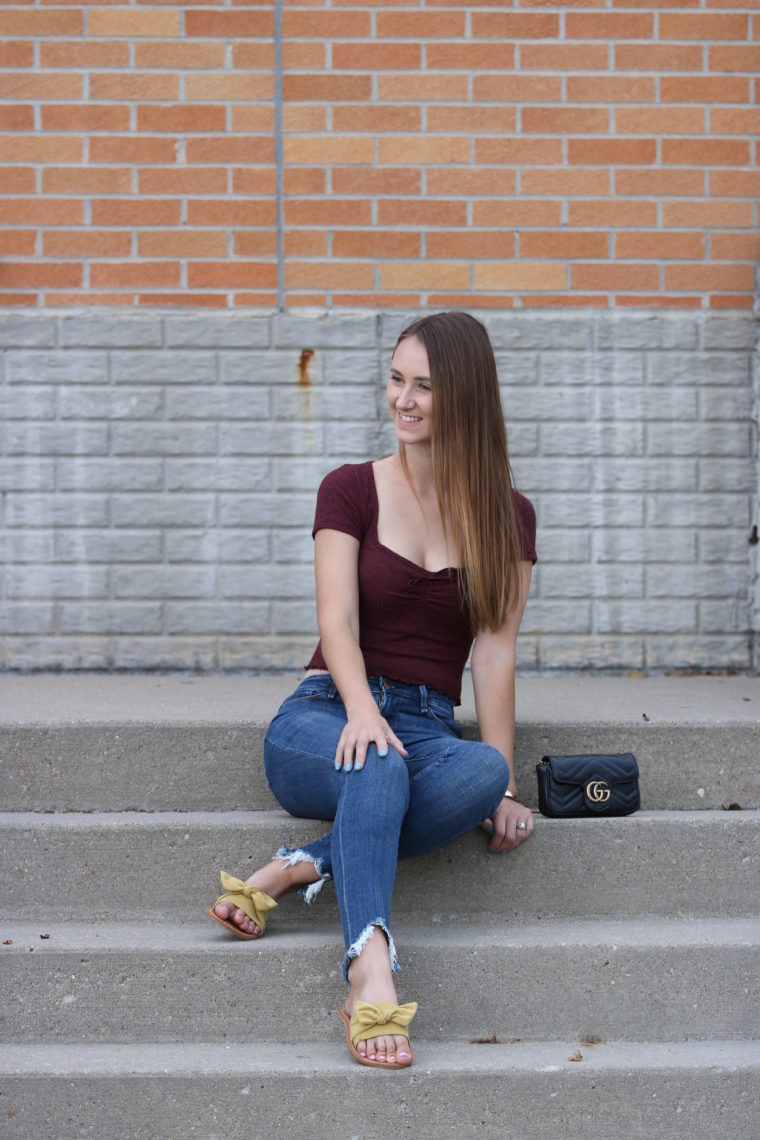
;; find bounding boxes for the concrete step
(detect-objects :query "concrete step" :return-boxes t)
[2,674,758,812]
[3,810,758,922]
[1,1040,758,1139]
[3,918,758,1046]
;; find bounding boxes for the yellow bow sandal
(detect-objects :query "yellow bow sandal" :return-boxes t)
[206,869,277,941]
[338,1000,418,1070]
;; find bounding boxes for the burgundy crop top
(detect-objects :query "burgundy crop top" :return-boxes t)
[305,461,537,704]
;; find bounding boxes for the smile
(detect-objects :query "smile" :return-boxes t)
[398,413,422,423]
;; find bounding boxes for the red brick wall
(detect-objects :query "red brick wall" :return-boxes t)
[1,1,757,309]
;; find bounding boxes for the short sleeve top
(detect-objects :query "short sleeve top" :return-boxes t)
[305,461,537,704]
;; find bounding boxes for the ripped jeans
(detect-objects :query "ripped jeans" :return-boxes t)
[263,674,510,983]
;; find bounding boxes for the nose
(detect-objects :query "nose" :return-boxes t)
[396,383,416,407]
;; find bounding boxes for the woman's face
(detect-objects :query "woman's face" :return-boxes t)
[386,335,433,446]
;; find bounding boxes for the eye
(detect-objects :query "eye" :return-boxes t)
[418,381,431,392]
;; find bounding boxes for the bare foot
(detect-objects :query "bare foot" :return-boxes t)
[344,929,412,1066]
[213,858,320,936]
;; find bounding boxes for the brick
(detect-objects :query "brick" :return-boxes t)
[709,108,760,135]
[220,564,313,600]
[567,76,655,103]
[375,12,465,37]
[186,10,274,38]
[59,315,161,349]
[473,201,564,227]
[0,232,36,258]
[188,201,276,227]
[166,603,269,636]
[539,637,644,672]
[231,107,276,134]
[185,137,274,164]
[220,493,315,528]
[0,386,56,420]
[660,77,750,103]
[40,40,128,69]
[89,75,179,101]
[594,529,697,564]
[659,12,749,40]
[89,137,179,166]
[0,530,54,563]
[594,460,698,495]
[284,261,372,289]
[138,231,228,258]
[220,421,325,457]
[1,74,83,100]
[377,74,469,101]
[89,8,180,37]
[5,424,107,457]
[426,43,515,70]
[566,13,654,39]
[378,137,470,165]
[91,200,181,227]
[700,602,751,635]
[90,263,180,289]
[0,604,54,636]
[283,136,374,165]
[648,352,751,387]
[521,232,609,259]
[57,531,162,565]
[0,105,34,130]
[569,202,658,226]
[59,603,164,636]
[285,199,371,226]
[272,602,318,636]
[0,199,83,225]
[111,352,216,385]
[3,490,107,524]
[0,316,55,349]
[111,495,215,528]
[523,107,609,134]
[112,423,218,457]
[283,75,371,102]
[596,601,697,636]
[330,106,420,132]
[332,41,420,70]
[662,139,750,167]
[615,232,705,260]
[665,265,755,292]
[283,232,328,257]
[709,45,760,72]
[647,565,747,601]
[44,232,132,258]
[521,168,611,196]
[57,460,162,493]
[473,76,562,103]
[0,10,82,36]
[0,41,33,68]
[571,264,660,291]
[379,200,468,226]
[113,566,216,600]
[521,601,591,636]
[165,315,270,349]
[425,231,514,259]
[59,388,163,421]
[218,532,271,564]
[134,43,225,70]
[615,108,705,136]
[543,565,645,600]
[699,529,752,564]
[520,43,609,71]
[568,139,656,166]
[614,44,703,72]
[0,168,34,192]
[272,529,314,563]
[137,105,227,134]
[616,169,705,197]
[109,638,218,672]
[166,388,270,420]
[166,460,270,494]
[648,494,750,528]
[700,386,754,421]
[6,566,109,600]
[282,10,370,38]
[702,315,755,349]
[5,350,107,386]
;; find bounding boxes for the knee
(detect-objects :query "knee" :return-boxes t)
[473,742,511,796]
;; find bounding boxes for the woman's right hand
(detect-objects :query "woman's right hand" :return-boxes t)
[334,710,407,772]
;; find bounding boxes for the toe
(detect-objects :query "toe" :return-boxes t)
[394,1034,411,1063]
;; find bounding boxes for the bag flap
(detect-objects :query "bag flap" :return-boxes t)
[540,753,639,787]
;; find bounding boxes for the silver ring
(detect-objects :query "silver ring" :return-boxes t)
[516,821,527,831]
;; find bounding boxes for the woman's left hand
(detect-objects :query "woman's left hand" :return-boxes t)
[480,796,534,853]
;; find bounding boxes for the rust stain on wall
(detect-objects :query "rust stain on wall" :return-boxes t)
[298,348,314,388]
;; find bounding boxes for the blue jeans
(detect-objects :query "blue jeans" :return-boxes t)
[264,674,510,982]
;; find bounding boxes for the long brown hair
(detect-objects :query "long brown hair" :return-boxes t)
[395,311,524,633]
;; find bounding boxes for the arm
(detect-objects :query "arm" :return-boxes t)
[470,560,533,852]
[314,528,407,771]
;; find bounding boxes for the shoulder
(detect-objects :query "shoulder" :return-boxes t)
[313,462,374,541]
[511,488,537,563]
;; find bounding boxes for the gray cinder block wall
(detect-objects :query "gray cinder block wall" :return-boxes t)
[0,308,757,673]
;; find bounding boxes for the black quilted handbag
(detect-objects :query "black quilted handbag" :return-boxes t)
[536,753,640,818]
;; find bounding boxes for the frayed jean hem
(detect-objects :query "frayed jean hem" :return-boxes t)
[275,846,331,905]
[341,918,399,985]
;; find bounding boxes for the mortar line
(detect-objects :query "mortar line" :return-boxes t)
[274,0,285,311]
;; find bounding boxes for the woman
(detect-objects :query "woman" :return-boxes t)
[208,311,536,1070]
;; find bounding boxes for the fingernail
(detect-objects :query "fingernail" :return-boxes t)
[500,849,508,856]
[488,823,494,836]
[489,849,499,855]
[355,761,364,770]
[379,747,387,757]
[334,761,341,770]
[345,762,353,772]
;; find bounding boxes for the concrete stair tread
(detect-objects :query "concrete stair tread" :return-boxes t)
[3,673,759,726]
[2,1039,759,1075]
[3,915,759,951]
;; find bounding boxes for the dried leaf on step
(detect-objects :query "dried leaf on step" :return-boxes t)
[2,940,12,945]
[722,803,742,811]
[581,1037,602,1047]
[470,1033,503,1045]
[40,933,50,939]
[568,1049,583,1062]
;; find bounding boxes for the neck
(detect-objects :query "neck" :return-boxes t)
[398,444,435,497]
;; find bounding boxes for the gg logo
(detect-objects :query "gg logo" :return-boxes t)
[586,779,611,803]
